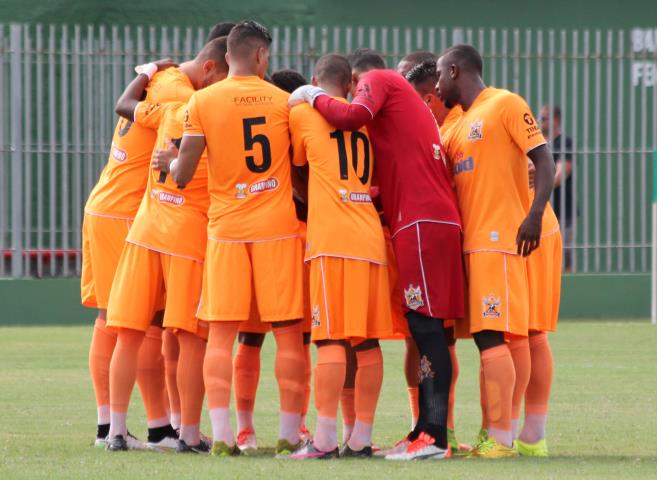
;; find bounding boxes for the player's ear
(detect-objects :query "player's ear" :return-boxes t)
[311,76,319,87]
[450,63,459,80]
[202,60,215,75]
[225,52,231,69]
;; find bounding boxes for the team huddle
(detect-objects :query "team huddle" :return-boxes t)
[82,19,561,460]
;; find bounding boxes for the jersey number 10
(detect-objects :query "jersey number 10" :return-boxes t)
[243,116,272,173]
[329,129,371,185]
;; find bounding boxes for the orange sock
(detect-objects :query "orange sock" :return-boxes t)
[204,322,240,444]
[350,346,383,450]
[340,387,356,429]
[479,362,488,430]
[525,333,553,414]
[135,325,169,426]
[89,317,117,424]
[314,344,346,451]
[234,343,261,425]
[162,328,180,427]
[447,344,458,430]
[407,387,419,428]
[176,330,206,444]
[509,337,531,438]
[480,344,515,447]
[302,340,312,419]
[272,323,306,415]
[110,328,145,414]
[404,337,420,428]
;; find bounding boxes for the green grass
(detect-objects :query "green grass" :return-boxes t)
[0,321,656,479]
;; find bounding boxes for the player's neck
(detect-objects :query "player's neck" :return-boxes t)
[459,78,487,112]
[319,84,346,99]
[228,64,259,78]
[178,61,202,90]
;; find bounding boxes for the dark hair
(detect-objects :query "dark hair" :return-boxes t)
[348,48,386,72]
[552,106,562,120]
[206,22,235,42]
[441,44,483,75]
[314,54,351,87]
[196,36,229,72]
[271,69,308,93]
[227,20,272,58]
[406,59,437,85]
[400,50,437,66]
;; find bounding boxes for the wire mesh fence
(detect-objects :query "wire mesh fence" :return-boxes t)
[0,23,655,277]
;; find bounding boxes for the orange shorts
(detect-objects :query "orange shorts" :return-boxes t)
[199,236,303,323]
[456,251,529,338]
[527,230,562,332]
[80,213,131,309]
[106,242,207,338]
[309,256,393,342]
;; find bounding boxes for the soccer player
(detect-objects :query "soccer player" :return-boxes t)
[82,54,198,448]
[233,68,313,454]
[103,38,229,452]
[437,44,555,458]
[286,53,393,459]
[172,20,306,457]
[396,50,437,77]
[207,22,236,42]
[290,48,465,460]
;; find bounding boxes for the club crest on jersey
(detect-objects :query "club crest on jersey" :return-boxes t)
[467,119,484,141]
[338,189,349,203]
[235,183,247,199]
[111,142,127,162]
[311,305,321,327]
[482,294,501,318]
[404,285,424,310]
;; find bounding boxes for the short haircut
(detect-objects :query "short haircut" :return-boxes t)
[271,69,308,93]
[227,20,272,58]
[400,50,437,66]
[441,44,483,75]
[206,22,235,42]
[314,54,351,87]
[196,36,229,72]
[348,48,386,72]
[406,59,437,85]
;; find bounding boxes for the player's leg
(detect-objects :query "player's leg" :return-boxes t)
[160,254,208,452]
[106,242,164,450]
[341,343,357,444]
[509,336,531,439]
[197,239,252,456]
[252,238,306,455]
[161,328,181,431]
[88,311,116,445]
[234,326,266,453]
[444,325,470,454]
[299,331,313,440]
[404,337,420,430]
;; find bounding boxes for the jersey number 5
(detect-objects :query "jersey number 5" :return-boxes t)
[243,117,272,173]
[329,129,371,185]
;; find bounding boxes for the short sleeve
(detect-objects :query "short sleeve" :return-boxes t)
[289,107,308,167]
[183,92,205,137]
[351,71,387,118]
[134,102,165,130]
[502,93,547,154]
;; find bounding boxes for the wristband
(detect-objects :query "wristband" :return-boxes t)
[135,62,158,80]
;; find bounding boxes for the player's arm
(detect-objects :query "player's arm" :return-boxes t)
[114,58,177,120]
[171,94,204,188]
[554,137,573,187]
[289,110,309,204]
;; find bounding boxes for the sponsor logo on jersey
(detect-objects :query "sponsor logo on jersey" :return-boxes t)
[232,95,273,106]
[524,112,542,139]
[349,192,372,203]
[404,285,425,310]
[249,177,279,194]
[235,183,247,199]
[338,189,349,203]
[453,156,474,175]
[111,142,128,162]
[311,305,321,327]
[151,189,185,206]
[482,294,501,318]
[467,119,484,141]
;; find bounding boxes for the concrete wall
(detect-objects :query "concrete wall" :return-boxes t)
[0,275,650,325]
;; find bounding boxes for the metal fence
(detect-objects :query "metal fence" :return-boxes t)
[0,23,655,277]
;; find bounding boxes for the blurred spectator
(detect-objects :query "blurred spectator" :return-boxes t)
[540,105,574,271]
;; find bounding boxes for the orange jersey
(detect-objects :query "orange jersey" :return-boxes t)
[290,100,386,264]
[444,87,546,253]
[85,68,195,219]
[440,105,463,139]
[126,101,209,261]
[184,75,298,241]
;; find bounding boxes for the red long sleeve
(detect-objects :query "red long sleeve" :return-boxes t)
[313,95,372,131]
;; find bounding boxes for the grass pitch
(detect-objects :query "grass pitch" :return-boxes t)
[0,321,656,479]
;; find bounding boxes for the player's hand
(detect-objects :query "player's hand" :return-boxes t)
[153,58,178,71]
[152,141,179,173]
[288,85,327,108]
[528,160,536,189]
[134,58,177,76]
[516,210,542,257]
